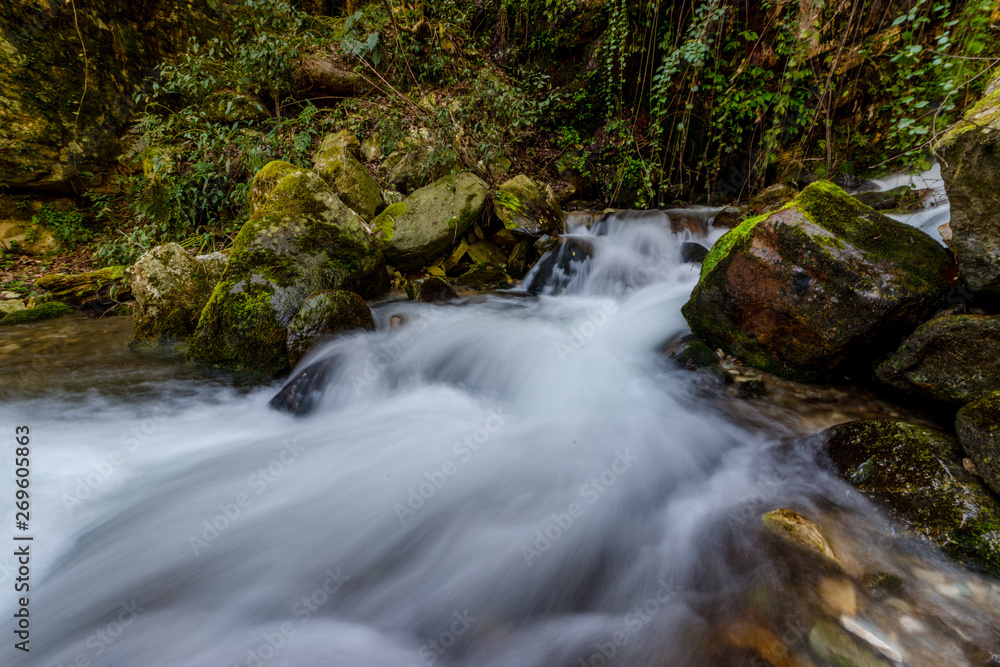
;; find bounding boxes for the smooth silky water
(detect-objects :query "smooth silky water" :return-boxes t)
[2,207,999,666]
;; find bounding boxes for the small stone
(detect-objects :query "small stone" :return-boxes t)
[808,620,889,667]
[0,291,20,299]
[839,616,902,664]
[680,241,709,263]
[818,577,857,616]
[762,508,839,564]
[0,300,27,315]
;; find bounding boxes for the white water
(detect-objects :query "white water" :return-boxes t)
[2,213,998,666]
[874,163,951,244]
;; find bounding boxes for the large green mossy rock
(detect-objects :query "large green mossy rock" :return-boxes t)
[313,131,384,221]
[187,166,388,376]
[682,180,954,381]
[956,391,1000,497]
[938,74,1000,294]
[876,314,1000,405]
[36,266,131,310]
[285,289,375,367]
[126,243,219,353]
[0,0,228,191]
[493,174,564,236]
[374,172,488,272]
[811,420,1000,576]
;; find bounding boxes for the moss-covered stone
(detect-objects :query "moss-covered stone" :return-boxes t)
[0,301,73,325]
[126,243,218,353]
[956,390,1000,497]
[385,146,461,195]
[286,289,375,367]
[748,183,798,216]
[938,73,1000,294]
[249,161,306,215]
[377,172,488,272]
[187,167,388,376]
[493,174,564,236]
[852,185,922,212]
[876,314,1000,405]
[36,265,131,310]
[313,132,384,220]
[682,180,954,381]
[812,420,1000,576]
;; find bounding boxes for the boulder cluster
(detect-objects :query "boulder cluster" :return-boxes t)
[678,77,1000,576]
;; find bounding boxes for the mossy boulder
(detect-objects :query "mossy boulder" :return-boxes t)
[682,180,954,381]
[956,391,1000,497]
[286,289,375,367]
[126,243,219,353]
[249,161,305,215]
[852,185,923,212]
[876,314,1000,405]
[748,183,798,216]
[0,0,228,191]
[0,301,73,325]
[812,419,1000,576]
[36,266,131,312]
[187,167,388,376]
[313,132,384,220]
[494,175,564,236]
[938,73,1000,294]
[375,172,488,272]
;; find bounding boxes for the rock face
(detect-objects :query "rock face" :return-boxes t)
[0,0,227,191]
[812,420,1000,576]
[405,276,457,303]
[188,163,388,376]
[956,391,1000,497]
[36,266,131,311]
[682,181,954,381]
[313,131,384,220]
[938,74,1000,293]
[286,290,375,367]
[494,175,564,236]
[126,243,218,352]
[876,314,1000,405]
[375,172,488,272]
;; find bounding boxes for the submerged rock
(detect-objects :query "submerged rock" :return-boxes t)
[286,290,375,367]
[762,508,839,565]
[876,314,1000,405]
[376,173,488,272]
[812,420,1000,576]
[126,243,218,353]
[682,181,954,381]
[956,391,1000,496]
[313,132,384,220]
[36,266,132,313]
[188,163,387,376]
[494,175,564,236]
[938,73,1000,294]
[269,356,340,416]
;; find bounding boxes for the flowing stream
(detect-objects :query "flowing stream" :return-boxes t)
[2,210,999,666]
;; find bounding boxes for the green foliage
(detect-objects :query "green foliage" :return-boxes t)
[30,205,91,251]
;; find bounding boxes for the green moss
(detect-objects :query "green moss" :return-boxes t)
[372,202,408,244]
[701,211,768,277]
[0,302,73,325]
